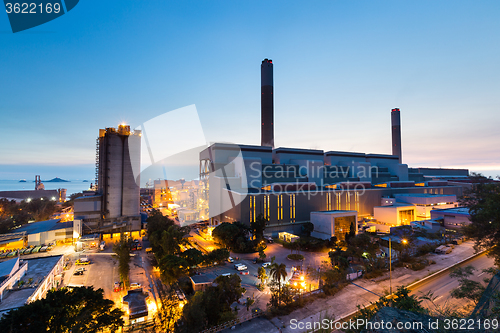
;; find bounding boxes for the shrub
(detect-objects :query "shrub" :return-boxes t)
[287,254,304,261]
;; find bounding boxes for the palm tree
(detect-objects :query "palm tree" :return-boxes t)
[270,263,288,305]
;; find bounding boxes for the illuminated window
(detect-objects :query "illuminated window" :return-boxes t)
[263,195,270,220]
[336,193,341,210]
[346,192,351,210]
[326,193,332,211]
[355,192,360,212]
[290,194,296,222]
[249,196,256,223]
[278,195,283,221]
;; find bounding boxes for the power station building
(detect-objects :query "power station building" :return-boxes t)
[74,125,142,236]
[199,59,469,239]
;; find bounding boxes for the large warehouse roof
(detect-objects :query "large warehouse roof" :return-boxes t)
[7,219,72,236]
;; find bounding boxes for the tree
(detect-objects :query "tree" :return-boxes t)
[351,286,427,332]
[250,214,267,241]
[179,274,244,332]
[257,266,268,285]
[180,248,204,267]
[258,243,267,261]
[112,235,131,287]
[155,225,190,257]
[155,287,183,333]
[159,255,189,284]
[178,292,207,333]
[269,263,288,306]
[245,297,255,311]
[449,266,487,305]
[207,248,230,264]
[329,247,350,271]
[0,287,124,333]
[461,175,500,265]
[302,222,314,237]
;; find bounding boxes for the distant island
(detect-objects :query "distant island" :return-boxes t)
[83,180,89,182]
[45,177,70,183]
[19,179,27,183]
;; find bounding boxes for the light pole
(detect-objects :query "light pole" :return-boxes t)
[389,236,392,296]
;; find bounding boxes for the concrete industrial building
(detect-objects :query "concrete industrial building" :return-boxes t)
[261,58,274,148]
[430,207,471,230]
[310,210,358,241]
[0,219,77,251]
[198,59,469,236]
[74,125,141,236]
[0,255,64,316]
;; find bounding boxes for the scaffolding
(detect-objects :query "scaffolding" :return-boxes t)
[94,138,100,190]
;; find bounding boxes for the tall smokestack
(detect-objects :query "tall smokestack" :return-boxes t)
[391,108,402,163]
[261,59,274,147]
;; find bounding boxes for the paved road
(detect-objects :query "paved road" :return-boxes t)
[224,250,495,333]
[410,252,494,311]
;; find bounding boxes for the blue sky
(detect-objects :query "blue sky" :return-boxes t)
[1,0,499,181]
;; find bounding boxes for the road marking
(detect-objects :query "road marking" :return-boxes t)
[478,272,484,277]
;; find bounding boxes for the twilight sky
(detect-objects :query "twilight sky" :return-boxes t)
[1,0,499,181]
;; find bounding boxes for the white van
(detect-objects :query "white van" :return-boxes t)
[236,265,248,271]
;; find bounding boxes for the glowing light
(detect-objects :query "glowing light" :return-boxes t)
[300,276,304,281]
[402,239,408,245]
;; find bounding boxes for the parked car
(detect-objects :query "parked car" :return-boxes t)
[114,282,123,292]
[221,273,231,277]
[130,282,142,289]
[239,270,249,275]
[236,265,248,271]
[76,258,91,265]
[227,257,234,263]
[262,262,272,268]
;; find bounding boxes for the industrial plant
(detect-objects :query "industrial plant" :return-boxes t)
[198,59,469,241]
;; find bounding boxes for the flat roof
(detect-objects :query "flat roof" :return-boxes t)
[0,255,62,313]
[0,289,34,313]
[7,219,71,236]
[0,257,18,278]
[312,210,357,214]
[190,273,216,284]
[24,255,63,284]
[395,193,455,198]
[432,207,470,215]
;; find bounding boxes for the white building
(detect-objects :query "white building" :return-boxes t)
[310,210,358,241]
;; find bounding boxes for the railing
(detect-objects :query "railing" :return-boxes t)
[199,309,263,333]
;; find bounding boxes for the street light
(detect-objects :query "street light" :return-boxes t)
[389,236,392,296]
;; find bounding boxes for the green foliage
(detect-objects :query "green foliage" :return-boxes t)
[322,268,345,296]
[287,254,304,260]
[180,248,204,267]
[205,248,230,265]
[212,222,257,253]
[461,174,500,265]
[329,247,350,270]
[349,286,427,333]
[0,197,59,233]
[0,287,123,333]
[257,266,268,285]
[178,274,244,332]
[155,287,183,333]
[250,214,267,241]
[301,222,314,237]
[112,235,131,287]
[159,255,189,284]
[449,265,487,304]
[269,263,288,306]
